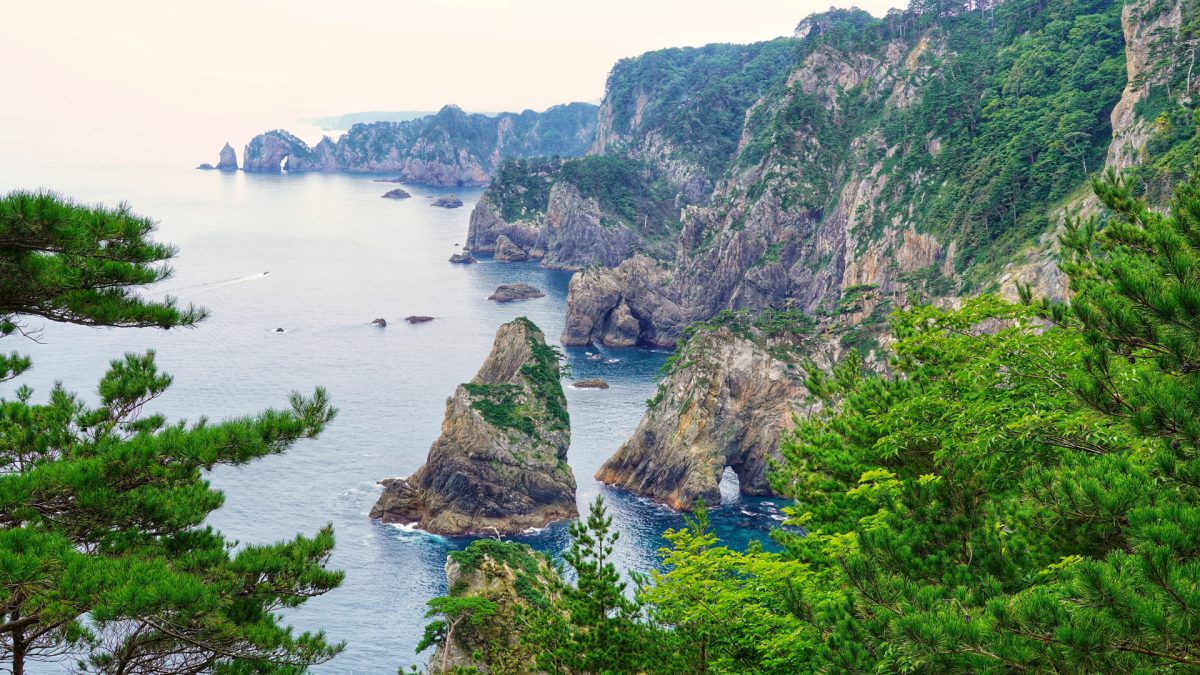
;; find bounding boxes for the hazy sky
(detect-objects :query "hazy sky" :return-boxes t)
[5,1,903,123]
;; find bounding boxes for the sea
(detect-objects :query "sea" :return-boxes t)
[1,122,786,672]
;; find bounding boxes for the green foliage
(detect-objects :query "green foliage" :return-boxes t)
[486,157,563,222]
[557,156,678,234]
[0,190,207,337]
[463,319,568,438]
[0,193,342,673]
[523,497,649,674]
[603,39,797,180]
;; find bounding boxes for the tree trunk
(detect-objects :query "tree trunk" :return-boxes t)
[11,613,26,675]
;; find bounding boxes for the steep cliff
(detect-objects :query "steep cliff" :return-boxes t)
[550,0,1197,348]
[465,156,679,270]
[370,318,576,535]
[242,103,598,185]
[595,310,817,509]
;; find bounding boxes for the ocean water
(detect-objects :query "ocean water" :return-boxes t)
[0,164,785,672]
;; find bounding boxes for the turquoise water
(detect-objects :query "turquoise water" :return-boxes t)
[0,165,785,672]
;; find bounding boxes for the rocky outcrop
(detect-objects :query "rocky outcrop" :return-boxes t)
[561,255,680,347]
[449,253,477,264]
[572,379,609,389]
[488,283,545,303]
[595,318,814,509]
[370,318,387,327]
[558,0,1180,348]
[426,540,557,672]
[241,102,598,185]
[382,188,411,199]
[217,142,237,171]
[370,318,576,535]
[493,234,529,262]
[196,163,216,170]
[465,158,678,271]
[406,315,434,323]
[432,194,464,209]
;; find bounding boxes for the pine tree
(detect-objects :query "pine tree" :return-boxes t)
[0,191,343,673]
[527,496,646,674]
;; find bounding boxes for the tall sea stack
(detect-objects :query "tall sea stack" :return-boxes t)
[370,317,577,534]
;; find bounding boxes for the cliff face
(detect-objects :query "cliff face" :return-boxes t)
[370,318,576,535]
[595,315,815,509]
[465,156,678,270]
[242,103,598,185]
[546,0,1197,348]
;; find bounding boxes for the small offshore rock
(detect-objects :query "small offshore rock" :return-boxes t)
[217,142,238,171]
[274,327,285,333]
[374,177,405,183]
[573,379,610,389]
[432,194,464,208]
[449,252,477,264]
[488,283,545,303]
[382,188,412,199]
[370,318,388,327]
[406,315,434,324]
[493,234,530,262]
[196,163,216,170]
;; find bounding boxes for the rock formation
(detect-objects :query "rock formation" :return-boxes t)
[426,539,558,672]
[382,188,411,199]
[488,284,545,303]
[572,379,609,389]
[370,318,576,534]
[449,253,477,264]
[217,142,237,171]
[241,102,598,185]
[596,315,815,509]
[196,163,216,171]
[405,315,434,323]
[493,234,529,262]
[432,194,464,208]
[370,318,387,327]
[465,157,678,271]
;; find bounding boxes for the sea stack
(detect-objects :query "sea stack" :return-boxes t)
[370,317,576,534]
[217,142,238,171]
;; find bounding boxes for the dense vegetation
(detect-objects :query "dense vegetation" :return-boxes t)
[602,39,797,179]
[0,192,341,673]
[421,170,1200,672]
[737,0,1129,281]
[484,155,679,238]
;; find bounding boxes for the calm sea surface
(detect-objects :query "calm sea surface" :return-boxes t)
[0,162,785,672]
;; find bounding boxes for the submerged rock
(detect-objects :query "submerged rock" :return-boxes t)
[374,177,405,183]
[449,252,477,264]
[573,378,610,389]
[493,234,530,262]
[432,194,464,208]
[382,188,412,199]
[488,283,545,303]
[370,318,576,534]
[370,318,387,327]
[405,315,434,323]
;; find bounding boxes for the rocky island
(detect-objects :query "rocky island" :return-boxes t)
[595,311,815,509]
[487,283,544,303]
[369,318,576,535]
[382,188,411,199]
[432,194,463,208]
[239,102,598,185]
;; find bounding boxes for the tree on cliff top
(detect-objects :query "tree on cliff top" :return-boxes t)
[0,190,343,674]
